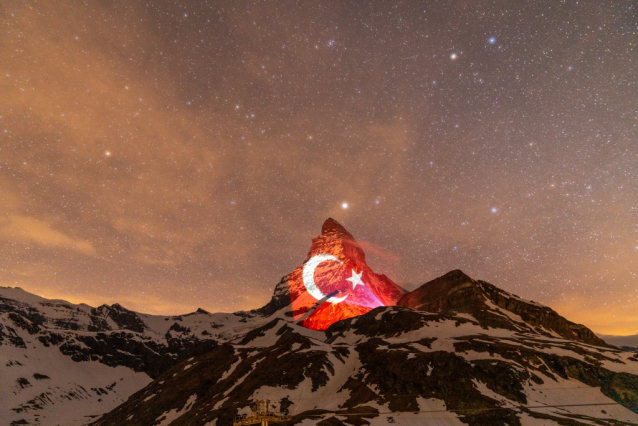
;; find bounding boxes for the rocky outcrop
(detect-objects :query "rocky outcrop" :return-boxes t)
[251,275,292,317]
[478,278,609,347]
[87,303,148,333]
[398,269,611,347]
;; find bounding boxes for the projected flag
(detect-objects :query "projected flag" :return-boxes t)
[286,218,404,330]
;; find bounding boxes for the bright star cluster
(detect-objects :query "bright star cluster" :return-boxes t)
[0,2,636,334]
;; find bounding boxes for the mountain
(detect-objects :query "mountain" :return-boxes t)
[3,218,638,425]
[285,218,405,330]
[0,286,266,425]
[90,221,638,426]
[598,334,638,353]
[397,269,608,347]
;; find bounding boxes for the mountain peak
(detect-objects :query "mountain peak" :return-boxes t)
[399,270,609,347]
[273,218,406,330]
[398,269,477,311]
[321,217,354,240]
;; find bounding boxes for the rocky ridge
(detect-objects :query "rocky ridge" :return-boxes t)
[90,220,638,426]
[398,269,609,347]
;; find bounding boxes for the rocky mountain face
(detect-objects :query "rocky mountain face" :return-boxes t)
[397,269,609,347]
[285,218,405,331]
[2,218,638,426]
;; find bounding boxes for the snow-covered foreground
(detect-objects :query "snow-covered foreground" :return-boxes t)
[0,286,276,425]
[2,342,151,425]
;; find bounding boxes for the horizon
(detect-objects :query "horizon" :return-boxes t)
[2,261,636,339]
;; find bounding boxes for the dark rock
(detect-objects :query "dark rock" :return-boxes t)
[9,312,41,334]
[107,304,147,333]
[0,323,27,348]
[37,332,65,347]
[16,378,31,388]
[252,276,291,317]
[33,373,50,380]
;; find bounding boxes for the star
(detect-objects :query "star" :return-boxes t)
[346,269,365,289]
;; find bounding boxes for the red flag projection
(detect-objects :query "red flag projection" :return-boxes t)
[287,219,405,330]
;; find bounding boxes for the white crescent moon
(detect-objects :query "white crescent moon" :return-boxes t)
[302,254,349,304]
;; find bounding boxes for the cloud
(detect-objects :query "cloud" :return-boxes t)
[358,240,401,263]
[0,215,95,256]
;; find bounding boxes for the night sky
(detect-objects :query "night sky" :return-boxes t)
[1,1,636,335]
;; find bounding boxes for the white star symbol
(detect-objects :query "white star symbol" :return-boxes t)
[346,269,365,289]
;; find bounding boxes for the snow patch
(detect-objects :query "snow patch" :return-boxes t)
[213,397,227,409]
[220,357,243,381]
[155,393,197,426]
[224,359,260,396]
[523,378,638,423]
[472,379,516,406]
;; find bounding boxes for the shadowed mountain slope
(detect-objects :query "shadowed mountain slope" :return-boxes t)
[398,269,609,347]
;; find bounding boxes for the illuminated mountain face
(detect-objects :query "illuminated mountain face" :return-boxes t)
[286,218,405,330]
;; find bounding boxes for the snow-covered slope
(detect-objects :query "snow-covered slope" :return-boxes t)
[2,342,151,425]
[91,304,638,426]
[89,267,638,426]
[0,286,275,425]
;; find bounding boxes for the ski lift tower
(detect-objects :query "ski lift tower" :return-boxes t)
[233,399,292,426]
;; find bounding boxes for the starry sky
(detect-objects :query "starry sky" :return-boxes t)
[1,1,636,335]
